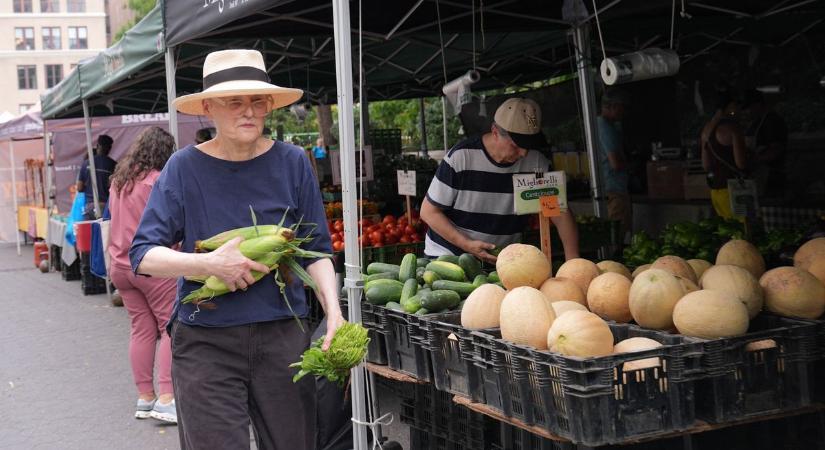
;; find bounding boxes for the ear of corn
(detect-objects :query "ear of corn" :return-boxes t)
[182,250,289,304]
[238,234,292,260]
[195,225,294,252]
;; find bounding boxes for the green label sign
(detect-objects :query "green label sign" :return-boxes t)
[512,171,568,215]
[521,187,559,200]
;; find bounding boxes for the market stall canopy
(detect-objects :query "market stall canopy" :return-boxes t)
[0,110,44,141]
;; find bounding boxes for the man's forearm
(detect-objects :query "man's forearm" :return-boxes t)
[307,258,343,319]
[551,210,580,260]
[137,246,210,278]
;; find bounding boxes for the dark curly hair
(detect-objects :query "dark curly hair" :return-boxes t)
[110,127,175,195]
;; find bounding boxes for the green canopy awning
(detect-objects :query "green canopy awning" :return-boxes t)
[40,63,83,119]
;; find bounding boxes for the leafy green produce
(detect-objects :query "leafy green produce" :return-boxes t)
[289,322,370,387]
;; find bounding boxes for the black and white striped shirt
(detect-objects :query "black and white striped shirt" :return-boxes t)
[425,136,552,257]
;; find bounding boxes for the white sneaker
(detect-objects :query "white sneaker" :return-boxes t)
[135,398,156,419]
[149,399,177,424]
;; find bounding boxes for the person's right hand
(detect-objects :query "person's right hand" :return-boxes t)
[463,239,497,264]
[205,237,271,292]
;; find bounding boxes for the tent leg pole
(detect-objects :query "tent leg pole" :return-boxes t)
[572,24,605,218]
[165,47,179,148]
[331,0,369,449]
[441,96,448,152]
[82,99,102,219]
[11,143,21,256]
[44,123,53,215]
[419,97,428,157]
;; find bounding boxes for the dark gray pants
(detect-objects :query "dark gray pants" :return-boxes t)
[171,319,316,450]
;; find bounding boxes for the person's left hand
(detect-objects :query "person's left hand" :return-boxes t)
[322,311,346,351]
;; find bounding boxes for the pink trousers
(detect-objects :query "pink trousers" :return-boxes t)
[110,265,177,396]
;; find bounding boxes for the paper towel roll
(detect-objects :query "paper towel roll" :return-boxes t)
[442,70,480,115]
[600,48,680,85]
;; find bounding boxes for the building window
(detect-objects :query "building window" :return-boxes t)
[40,0,59,12]
[15,28,35,51]
[19,104,35,114]
[14,0,33,13]
[67,0,85,12]
[46,64,63,88]
[17,66,37,90]
[42,27,61,50]
[68,27,88,49]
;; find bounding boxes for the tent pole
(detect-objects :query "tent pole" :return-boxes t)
[82,99,102,219]
[11,141,21,256]
[441,96,448,151]
[165,47,179,147]
[44,124,53,215]
[572,24,604,218]
[419,97,428,156]
[331,0,369,448]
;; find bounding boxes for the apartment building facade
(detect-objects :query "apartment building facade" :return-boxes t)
[1,0,106,116]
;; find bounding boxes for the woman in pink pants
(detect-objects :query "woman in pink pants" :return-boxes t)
[108,127,178,424]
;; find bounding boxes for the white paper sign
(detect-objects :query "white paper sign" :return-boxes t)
[512,171,568,215]
[397,170,417,196]
[330,145,373,185]
[727,179,759,217]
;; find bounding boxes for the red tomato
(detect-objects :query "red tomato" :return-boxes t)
[333,220,344,233]
[411,233,422,242]
[367,224,381,234]
[384,234,398,245]
[372,241,384,248]
[397,215,408,225]
[390,228,403,240]
[404,225,417,236]
[370,231,384,244]
[382,215,396,224]
[332,241,345,252]
[359,235,370,247]
[358,218,373,228]
[330,232,340,242]
[399,235,411,244]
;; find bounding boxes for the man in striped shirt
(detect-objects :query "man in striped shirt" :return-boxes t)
[421,98,580,263]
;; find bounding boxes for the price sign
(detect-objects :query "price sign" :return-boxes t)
[512,171,568,215]
[397,170,417,196]
[540,195,561,217]
[727,179,759,218]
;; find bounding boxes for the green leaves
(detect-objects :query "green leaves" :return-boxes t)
[289,322,370,386]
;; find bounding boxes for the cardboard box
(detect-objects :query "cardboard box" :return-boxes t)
[647,161,685,199]
[684,173,711,200]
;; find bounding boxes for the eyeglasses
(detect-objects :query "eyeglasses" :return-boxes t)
[210,97,272,117]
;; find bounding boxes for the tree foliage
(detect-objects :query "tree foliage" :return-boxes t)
[112,0,157,44]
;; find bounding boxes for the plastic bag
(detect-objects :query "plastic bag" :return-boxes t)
[65,192,86,247]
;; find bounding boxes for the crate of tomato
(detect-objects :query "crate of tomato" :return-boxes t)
[329,212,427,265]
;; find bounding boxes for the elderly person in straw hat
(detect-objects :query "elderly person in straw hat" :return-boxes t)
[129,49,343,449]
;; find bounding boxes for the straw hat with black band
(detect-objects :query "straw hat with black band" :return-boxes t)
[172,49,304,116]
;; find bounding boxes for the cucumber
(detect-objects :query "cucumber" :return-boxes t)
[422,270,441,286]
[401,294,422,314]
[400,279,418,304]
[398,253,417,282]
[488,271,501,283]
[425,261,466,282]
[415,267,426,284]
[363,272,397,288]
[416,257,431,268]
[365,279,404,305]
[436,254,460,264]
[458,253,483,280]
[386,301,404,312]
[366,262,400,276]
[457,300,466,310]
[417,287,432,297]
[472,274,488,287]
[432,280,477,299]
[421,289,461,311]
[414,307,430,316]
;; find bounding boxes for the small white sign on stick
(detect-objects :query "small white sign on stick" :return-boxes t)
[397,170,417,197]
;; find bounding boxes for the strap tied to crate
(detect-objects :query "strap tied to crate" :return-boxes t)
[351,412,394,450]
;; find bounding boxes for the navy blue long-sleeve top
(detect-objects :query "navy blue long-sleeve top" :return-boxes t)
[129,142,331,327]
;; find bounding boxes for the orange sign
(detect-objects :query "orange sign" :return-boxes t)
[540,195,560,217]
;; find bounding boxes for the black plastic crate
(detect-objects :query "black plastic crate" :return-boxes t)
[419,312,481,399]
[813,318,825,404]
[694,313,819,423]
[339,299,388,365]
[409,426,475,450]
[384,308,432,381]
[470,329,534,425]
[61,257,80,281]
[400,383,487,447]
[49,245,62,272]
[498,423,575,450]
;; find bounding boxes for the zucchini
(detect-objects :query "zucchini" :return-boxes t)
[458,253,483,280]
[422,270,441,286]
[416,257,431,268]
[421,289,461,311]
[432,280,477,299]
[401,294,422,314]
[425,261,466,282]
[472,274,488,287]
[366,262,400,276]
[436,254,460,264]
[398,253,417,282]
[400,278,418,304]
[364,279,404,305]
[488,271,501,283]
[386,301,404,312]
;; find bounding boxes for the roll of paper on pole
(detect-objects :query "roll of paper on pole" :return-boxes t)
[600,48,680,85]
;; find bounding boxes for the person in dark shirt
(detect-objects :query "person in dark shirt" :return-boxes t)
[76,134,116,219]
[129,49,341,450]
[741,89,788,197]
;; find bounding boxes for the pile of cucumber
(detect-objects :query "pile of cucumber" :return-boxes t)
[358,253,503,315]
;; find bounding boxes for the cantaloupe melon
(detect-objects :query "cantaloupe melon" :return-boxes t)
[539,277,586,306]
[652,255,697,283]
[500,287,555,349]
[587,272,632,323]
[745,339,777,352]
[551,300,589,317]
[613,337,663,371]
[807,258,825,286]
[547,310,614,357]
[759,267,825,319]
[555,258,600,296]
[716,240,766,279]
[496,244,551,289]
[794,238,825,285]
[632,264,651,279]
[672,290,750,338]
[628,269,686,330]
[596,260,632,279]
[700,264,764,319]
[461,284,507,329]
[678,276,699,294]
[687,259,713,280]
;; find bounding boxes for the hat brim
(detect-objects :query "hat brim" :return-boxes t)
[508,130,549,151]
[172,80,304,116]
